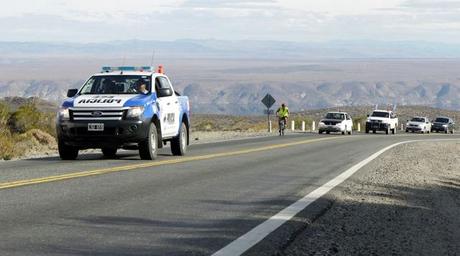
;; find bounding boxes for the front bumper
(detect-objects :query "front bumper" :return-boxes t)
[406,126,422,132]
[431,125,447,132]
[319,125,343,132]
[56,119,150,148]
[366,122,389,131]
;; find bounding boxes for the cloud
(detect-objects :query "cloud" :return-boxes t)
[2,0,460,43]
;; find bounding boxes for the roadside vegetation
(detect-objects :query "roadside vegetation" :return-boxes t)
[0,101,56,160]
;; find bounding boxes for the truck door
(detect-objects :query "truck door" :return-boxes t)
[155,76,180,138]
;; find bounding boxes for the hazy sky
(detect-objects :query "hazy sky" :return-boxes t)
[1,0,459,42]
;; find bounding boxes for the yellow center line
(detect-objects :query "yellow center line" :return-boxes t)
[0,136,346,190]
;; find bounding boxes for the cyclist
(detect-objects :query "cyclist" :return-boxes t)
[276,103,289,135]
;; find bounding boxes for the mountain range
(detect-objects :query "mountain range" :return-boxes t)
[1,40,460,114]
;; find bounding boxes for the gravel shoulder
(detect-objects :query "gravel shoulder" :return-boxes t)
[281,141,460,256]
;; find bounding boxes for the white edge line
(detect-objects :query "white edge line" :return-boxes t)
[212,138,460,256]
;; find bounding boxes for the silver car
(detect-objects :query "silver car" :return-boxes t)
[405,116,431,133]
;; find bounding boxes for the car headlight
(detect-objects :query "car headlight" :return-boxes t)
[127,106,144,118]
[443,124,448,127]
[58,107,70,120]
[319,121,325,126]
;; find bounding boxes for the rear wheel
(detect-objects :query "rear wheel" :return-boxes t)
[58,139,79,160]
[391,128,396,134]
[171,122,188,156]
[139,122,158,160]
[319,130,323,134]
[102,148,117,159]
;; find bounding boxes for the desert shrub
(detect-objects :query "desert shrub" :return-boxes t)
[7,102,55,135]
[0,130,14,160]
[0,102,9,128]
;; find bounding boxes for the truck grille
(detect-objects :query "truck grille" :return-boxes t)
[324,121,339,125]
[70,108,126,121]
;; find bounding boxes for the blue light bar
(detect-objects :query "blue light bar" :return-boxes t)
[101,66,153,72]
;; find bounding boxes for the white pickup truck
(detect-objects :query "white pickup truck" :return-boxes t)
[365,110,398,134]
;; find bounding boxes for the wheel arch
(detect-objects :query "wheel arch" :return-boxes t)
[151,114,163,148]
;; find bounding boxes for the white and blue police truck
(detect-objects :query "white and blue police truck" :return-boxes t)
[56,66,190,160]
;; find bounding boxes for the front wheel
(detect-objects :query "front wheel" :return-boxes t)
[58,139,79,160]
[139,122,159,160]
[171,122,188,156]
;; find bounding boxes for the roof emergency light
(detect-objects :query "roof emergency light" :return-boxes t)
[101,66,153,73]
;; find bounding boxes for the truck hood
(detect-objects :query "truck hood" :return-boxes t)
[73,94,151,108]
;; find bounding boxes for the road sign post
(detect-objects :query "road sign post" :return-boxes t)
[261,94,276,133]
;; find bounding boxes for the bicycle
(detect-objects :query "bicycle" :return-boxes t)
[278,117,287,136]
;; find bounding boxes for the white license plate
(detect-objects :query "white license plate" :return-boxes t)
[88,123,104,131]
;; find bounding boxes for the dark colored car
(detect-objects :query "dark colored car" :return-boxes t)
[431,116,455,134]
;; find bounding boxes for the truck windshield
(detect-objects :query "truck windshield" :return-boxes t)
[371,111,389,118]
[411,117,425,122]
[435,117,449,123]
[79,75,151,95]
[325,113,345,120]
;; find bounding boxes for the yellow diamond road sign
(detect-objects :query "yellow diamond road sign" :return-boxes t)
[261,94,276,109]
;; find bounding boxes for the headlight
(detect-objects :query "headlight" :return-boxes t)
[443,124,448,127]
[335,122,343,126]
[319,121,325,126]
[58,107,70,120]
[127,106,144,118]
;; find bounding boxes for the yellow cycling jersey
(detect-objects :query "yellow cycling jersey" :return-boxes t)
[277,107,289,118]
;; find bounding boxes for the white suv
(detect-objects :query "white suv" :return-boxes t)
[318,112,353,135]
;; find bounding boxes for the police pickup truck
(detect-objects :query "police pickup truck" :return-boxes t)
[56,66,190,160]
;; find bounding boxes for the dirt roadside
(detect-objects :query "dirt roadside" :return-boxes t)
[281,141,460,256]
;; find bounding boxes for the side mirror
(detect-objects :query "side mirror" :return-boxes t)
[157,88,173,97]
[67,89,78,97]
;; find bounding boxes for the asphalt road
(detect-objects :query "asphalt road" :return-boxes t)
[1,133,459,256]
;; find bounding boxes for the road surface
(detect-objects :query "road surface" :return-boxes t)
[0,133,458,255]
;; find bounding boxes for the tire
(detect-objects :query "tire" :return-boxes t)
[139,122,159,160]
[348,130,352,135]
[445,129,448,134]
[385,127,389,135]
[451,129,454,134]
[392,128,396,134]
[319,130,323,134]
[102,148,117,159]
[341,131,345,135]
[365,129,369,134]
[58,139,79,160]
[326,131,330,134]
[405,129,409,133]
[373,130,376,134]
[171,122,188,156]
